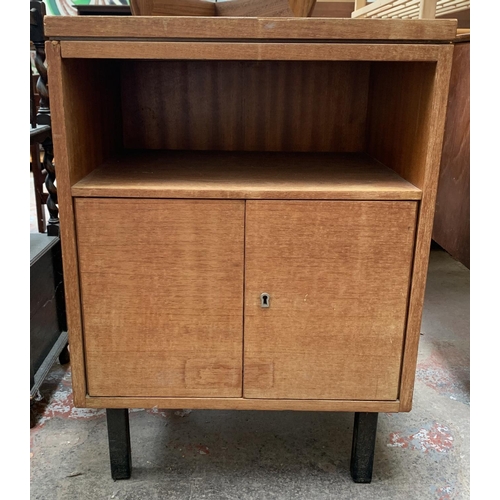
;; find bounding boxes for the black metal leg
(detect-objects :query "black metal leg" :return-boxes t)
[58,343,70,365]
[350,412,378,483]
[106,409,132,480]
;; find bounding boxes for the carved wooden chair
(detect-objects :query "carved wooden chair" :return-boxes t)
[30,0,59,236]
[30,0,69,427]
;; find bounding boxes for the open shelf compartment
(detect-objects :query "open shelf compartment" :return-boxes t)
[58,57,436,202]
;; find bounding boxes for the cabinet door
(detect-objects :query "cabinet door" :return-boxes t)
[75,199,244,398]
[244,201,417,400]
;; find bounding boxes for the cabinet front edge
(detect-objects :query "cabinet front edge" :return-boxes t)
[59,41,447,61]
[84,396,402,413]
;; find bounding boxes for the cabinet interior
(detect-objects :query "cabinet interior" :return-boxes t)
[60,58,436,197]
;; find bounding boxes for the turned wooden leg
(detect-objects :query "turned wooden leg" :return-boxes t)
[106,409,132,480]
[30,402,37,429]
[350,412,378,483]
[58,343,70,365]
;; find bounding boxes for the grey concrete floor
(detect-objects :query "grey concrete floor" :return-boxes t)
[30,247,469,500]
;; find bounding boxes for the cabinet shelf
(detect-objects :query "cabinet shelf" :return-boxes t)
[72,150,421,201]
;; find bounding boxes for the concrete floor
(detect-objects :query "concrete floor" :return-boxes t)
[30,247,469,500]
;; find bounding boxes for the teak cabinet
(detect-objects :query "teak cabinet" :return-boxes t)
[45,15,456,483]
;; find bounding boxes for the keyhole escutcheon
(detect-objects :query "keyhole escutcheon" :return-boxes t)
[260,293,270,308]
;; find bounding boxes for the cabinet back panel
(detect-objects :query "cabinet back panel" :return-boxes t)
[121,60,370,152]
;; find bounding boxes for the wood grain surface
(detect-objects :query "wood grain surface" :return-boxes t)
[60,41,445,61]
[289,0,317,16]
[244,201,417,400]
[46,19,454,411]
[312,1,354,17]
[215,0,293,16]
[432,42,469,267]
[85,396,401,412]
[45,42,88,406]
[134,0,216,16]
[45,43,122,405]
[75,199,245,398]
[72,151,421,200]
[397,46,453,410]
[52,57,122,187]
[44,16,457,41]
[121,60,369,151]
[367,47,455,410]
[130,0,151,15]
[367,61,437,189]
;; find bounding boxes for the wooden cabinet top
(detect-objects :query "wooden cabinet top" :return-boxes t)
[45,16,457,42]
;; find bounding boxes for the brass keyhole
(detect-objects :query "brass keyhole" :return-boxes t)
[260,293,270,308]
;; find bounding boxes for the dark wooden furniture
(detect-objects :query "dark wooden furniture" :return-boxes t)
[30,1,69,427]
[30,61,49,234]
[30,0,59,237]
[45,15,456,482]
[432,35,470,268]
[30,234,69,427]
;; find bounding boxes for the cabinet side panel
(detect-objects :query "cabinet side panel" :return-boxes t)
[397,47,454,411]
[75,199,245,398]
[244,200,417,401]
[60,58,123,186]
[45,42,85,405]
[366,50,454,410]
[46,46,123,405]
[122,60,369,152]
[367,61,436,190]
